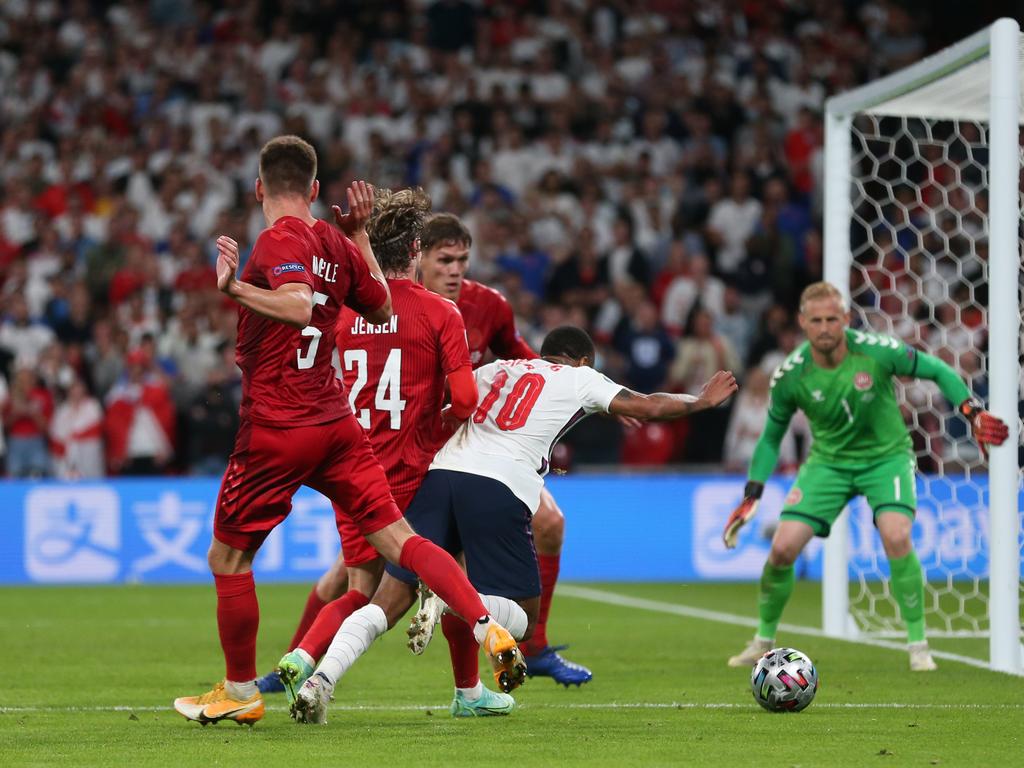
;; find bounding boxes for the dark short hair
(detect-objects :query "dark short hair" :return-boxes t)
[420,212,472,251]
[367,187,432,275]
[259,135,317,197]
[540,325,596,362]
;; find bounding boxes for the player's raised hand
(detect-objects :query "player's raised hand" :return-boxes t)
[215,235,239,294]
[332,180,375,236]
[698,370,738,408]
[723,481,763,549]
[960,399,1009,458]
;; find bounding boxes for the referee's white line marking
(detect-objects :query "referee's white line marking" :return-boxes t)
[556,585,1015,674]
[2,703,1022,714]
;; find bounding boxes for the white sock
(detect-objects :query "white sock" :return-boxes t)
[472,616,492,645]
[457,682,483,702]
[225,679,258,699]
[316,604,388,687]
[294,648,315,667]
[479,594,528,641]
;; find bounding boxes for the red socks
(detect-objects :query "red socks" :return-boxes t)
[215,571,259,682]
[399,535,487,625]
[442,612,480,688]
[297,589,370,660]
[287,586,328,651]
[521,553,559,656]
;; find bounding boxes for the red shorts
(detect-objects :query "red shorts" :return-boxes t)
[337,485,418,566]
[214,415,401,551]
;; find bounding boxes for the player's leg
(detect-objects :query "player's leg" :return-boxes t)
[521,487,593,685]
[175,422,304,725]
[257,550,350,694]
[861,456,934,671]
[445,471,540,698]
[273,506,389,700]
[311,419,495,631]
[368,514,525,691]
[728,464,851,667]
[277,559,383,704]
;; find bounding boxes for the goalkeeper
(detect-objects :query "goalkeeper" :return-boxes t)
[723,281,1008,672]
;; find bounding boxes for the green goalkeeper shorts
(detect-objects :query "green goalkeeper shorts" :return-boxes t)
[779,454,917,537]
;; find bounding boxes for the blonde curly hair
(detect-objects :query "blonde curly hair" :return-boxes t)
[366,187,432,276]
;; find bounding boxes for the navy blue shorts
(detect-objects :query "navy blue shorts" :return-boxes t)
[385,469,541,600]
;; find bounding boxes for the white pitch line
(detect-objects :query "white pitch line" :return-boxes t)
[556,585,1011,674]
[2,703,1023,714]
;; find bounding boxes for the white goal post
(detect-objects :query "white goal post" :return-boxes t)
[822,18,1022,674]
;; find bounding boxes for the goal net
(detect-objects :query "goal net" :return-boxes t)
[822,19,1022,673]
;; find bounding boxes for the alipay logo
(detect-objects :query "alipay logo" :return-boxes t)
[25,487,120,583]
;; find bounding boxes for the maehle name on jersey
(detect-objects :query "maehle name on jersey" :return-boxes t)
[312,255,339,283]
[350,315,399,335]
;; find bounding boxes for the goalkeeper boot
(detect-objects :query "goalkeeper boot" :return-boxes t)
[407,581,447,655]
[908,641,938,672]
[727,637,773,668]
[524,645,593,687]
[291,672,333,725]
[174,680,264,726]
[277,649,315,705]
[482,621,528,693]
[256,669,285,694]
[450,686,516,718]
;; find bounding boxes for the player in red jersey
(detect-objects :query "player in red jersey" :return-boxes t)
[416,213,592,686]
[172,137,521,727]
[269,188,493,708]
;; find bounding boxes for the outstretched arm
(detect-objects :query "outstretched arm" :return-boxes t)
[216,236,313,329]
[607,370,737,421]
[912,351,1008,455]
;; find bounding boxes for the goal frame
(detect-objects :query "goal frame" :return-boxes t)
[822,18,1022,674]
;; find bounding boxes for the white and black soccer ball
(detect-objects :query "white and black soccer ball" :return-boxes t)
[750,647,818,712]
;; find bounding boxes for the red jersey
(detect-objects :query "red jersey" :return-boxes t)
[456,278,536,368]
[336,278,470,498]
[237,215,387,427]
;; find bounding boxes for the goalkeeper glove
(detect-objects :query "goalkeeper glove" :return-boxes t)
[722,481,764,550]
[959,399,1009,458]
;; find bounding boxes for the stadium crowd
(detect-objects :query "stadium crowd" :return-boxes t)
[0,0,981,478]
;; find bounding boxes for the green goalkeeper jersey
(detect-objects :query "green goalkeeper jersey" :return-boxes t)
[749,329,972,479]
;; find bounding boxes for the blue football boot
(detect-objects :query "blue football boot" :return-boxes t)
[256,669,285,694]
[523,645,593,687]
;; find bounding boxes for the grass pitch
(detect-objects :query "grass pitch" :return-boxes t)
[1,581,1020,767]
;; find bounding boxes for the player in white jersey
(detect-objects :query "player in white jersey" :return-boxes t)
[292,325,736,720]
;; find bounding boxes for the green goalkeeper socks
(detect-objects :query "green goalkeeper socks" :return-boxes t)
[889,551,926,644]
[757,563,795,640]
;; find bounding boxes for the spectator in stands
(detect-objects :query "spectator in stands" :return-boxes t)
[723,367,800,473]
[546,227,609,313]
[50,377,104,479]
[706,170,762,284]
[103,347,175,475]
[3,365,52,477]
[613,300,675,393]
[661,252,725,334]
[0,295,55,368]
[185,356,239,476]
[667,306,741,462]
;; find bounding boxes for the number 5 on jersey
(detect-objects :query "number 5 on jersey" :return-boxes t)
[343,348,406,430]
[296,291,330,370]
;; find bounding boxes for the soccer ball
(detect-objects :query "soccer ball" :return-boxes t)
[750,647,818,712]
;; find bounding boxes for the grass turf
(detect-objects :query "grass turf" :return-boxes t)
[0,581,1020,767]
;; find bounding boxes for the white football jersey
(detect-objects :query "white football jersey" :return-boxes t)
[430,358,623,513]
